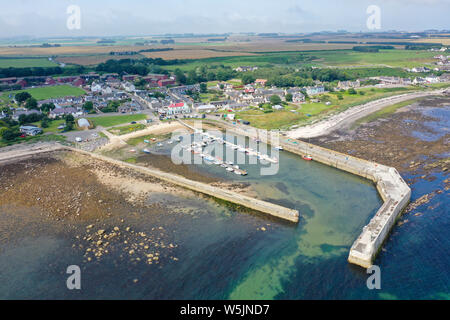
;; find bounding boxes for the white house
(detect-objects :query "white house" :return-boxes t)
[166,102,191,115]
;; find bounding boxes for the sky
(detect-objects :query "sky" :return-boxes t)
[0,0,449,38]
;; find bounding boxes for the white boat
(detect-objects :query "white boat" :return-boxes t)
[226,167,234,172]
[275,146,284,151]
[234,170,242,175]
[233,165,240,169]
[227,161,233,165]
[157,143,163,147]
[143,149,151,154]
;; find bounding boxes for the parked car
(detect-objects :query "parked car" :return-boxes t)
[75,137,83,142]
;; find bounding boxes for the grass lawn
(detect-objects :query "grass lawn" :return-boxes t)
[1,85,86,103]
[88,114,147,128]
[29,119,67,133]
[0,58,58,68]
[0,134,66,148]
[311,49,437,68]
[107,123,146,135]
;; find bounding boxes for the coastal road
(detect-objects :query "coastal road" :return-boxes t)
[287,89,446,139]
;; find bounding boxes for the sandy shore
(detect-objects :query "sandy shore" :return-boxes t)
[288,89,446,139]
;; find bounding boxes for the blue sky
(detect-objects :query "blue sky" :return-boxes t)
[0,0,449,38]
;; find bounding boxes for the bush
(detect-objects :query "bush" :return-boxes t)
[1,128,20,141]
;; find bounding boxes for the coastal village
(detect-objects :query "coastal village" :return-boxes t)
[1,47,449,132]
[0,0,449,302]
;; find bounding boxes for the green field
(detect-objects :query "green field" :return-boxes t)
[30,119,67,133]
[162,49,437,71]
[88,114,147,128]
[0,58,58,68]
[1,85,85,103]
[107,123,146,135]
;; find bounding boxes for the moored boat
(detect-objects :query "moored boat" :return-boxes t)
[303,155,313,161]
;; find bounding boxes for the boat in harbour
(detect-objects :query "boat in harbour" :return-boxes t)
[303,155,313,161]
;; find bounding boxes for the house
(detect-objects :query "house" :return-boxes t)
[49,107,82,119]
[164,102,191,115]
[305,86,325,96]
[20,126,42,136]
[235,66,258,72]
[57,76,78,83]
[46,77,57,85]
[158,78,176,87]
[337,80,360,90]
[122,82,136,92]
[292,92,305,103]
[122,74,140,82]
[13,109,42,121]
[254,79,268,87]
[73,77,85,87]
[413,77,427,85]
[0,77,17,85]
[196,104,217,113]
[425,75,440,83]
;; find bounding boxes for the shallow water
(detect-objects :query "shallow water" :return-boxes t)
[1,106,448,299]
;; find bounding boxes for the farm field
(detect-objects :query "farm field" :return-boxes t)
[55,54,145,66]
[0,58,58,68]
[162,49,438,71]
[141,49,256,60]
[1,85,86,103]
[87,114,147,127]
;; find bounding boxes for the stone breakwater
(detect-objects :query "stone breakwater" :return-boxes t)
[207,121,411,269]
[0,144,299,223]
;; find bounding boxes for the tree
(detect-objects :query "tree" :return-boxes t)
[347,88,357,95]
[285,93,293,102]
[25,98,38,110]
[1,128,20,141]
[41,118,50,128]
[40,103,56,113]
[15,92,31,104]
[65,114,75,131]
[269,95,282,105]
[174,69,187,85]
[83,101,94,113]
[241,73,256,85]
[199,83,207,93]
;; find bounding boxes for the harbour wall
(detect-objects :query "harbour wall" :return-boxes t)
[201,120,411,269]
[0,143,299,223]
